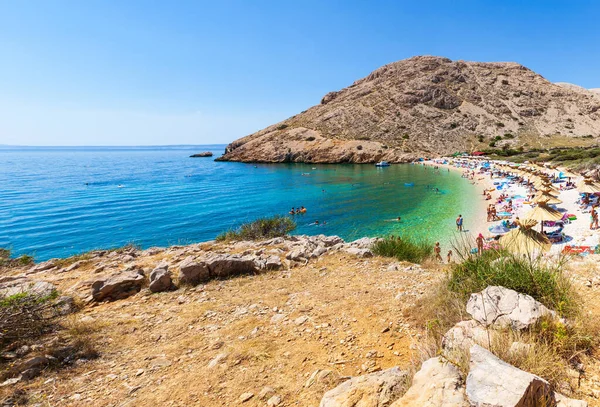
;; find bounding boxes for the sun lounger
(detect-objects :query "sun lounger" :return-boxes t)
[562,245,597,255]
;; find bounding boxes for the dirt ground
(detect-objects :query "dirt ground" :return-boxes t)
[1,253,441,407]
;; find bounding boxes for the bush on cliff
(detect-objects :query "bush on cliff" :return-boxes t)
[372,236,432,263]
[216,215,296,242]
[0,248,34,268]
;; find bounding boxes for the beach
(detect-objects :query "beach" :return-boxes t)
[431,157,597,258]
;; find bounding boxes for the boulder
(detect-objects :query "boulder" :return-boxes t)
[442,320,493,355]
[319,367,408,407]
[466,344,553,406]
[321,235,344,247]
[390,357,467,406]
[205,254,258,278]
[343,247,374,258]
[178,256,209,285]
[349,237,378,249]
[149,267,174,293]
[91,272,145,301]
[286,247,310,261]
[466,286,554,330]
[264,255,282,270]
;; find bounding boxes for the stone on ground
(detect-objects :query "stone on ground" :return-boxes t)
[319,366,407,407]
[391,356,467,406]
[178,256,209,285]
[466,286,554,330]
[91,272,145,301]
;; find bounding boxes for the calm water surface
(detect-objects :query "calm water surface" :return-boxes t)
[0,146,480,260]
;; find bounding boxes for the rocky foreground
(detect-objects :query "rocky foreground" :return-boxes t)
[217,56,600,163]
[1,235,600,406]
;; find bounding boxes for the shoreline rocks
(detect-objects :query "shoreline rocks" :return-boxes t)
[189,152,213,158]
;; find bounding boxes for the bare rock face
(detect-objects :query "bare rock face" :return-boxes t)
[466,286,554,330]
[390,357,467,406]
[319,367,408,407]
[218,56,600,163]
[466,344,553,406]
[91,272,145,302]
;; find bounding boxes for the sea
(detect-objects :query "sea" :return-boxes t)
[0,145,480,261]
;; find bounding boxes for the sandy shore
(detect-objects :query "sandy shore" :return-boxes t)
[430,159,595,257]
[424,160,495,241]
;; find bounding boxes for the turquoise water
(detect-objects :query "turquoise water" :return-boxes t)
[0,146,480,261]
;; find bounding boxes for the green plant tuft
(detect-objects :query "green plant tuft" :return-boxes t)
[216,215,296,242]
[372,236,433,263]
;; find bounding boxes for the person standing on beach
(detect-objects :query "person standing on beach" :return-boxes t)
[456,214,463,232]
[434,242,442,262]
[447,249,453,263]
[476,233,484,255]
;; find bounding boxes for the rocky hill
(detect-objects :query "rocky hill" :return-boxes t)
[217,56,600,163]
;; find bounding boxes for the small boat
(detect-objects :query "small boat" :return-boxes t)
[404,182,414,187]
[375,161,390,167]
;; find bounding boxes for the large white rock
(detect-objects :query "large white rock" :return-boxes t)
[442,320,493,355]
[466,345,553,406]
[390,357,467,406]
[466,286,554,330]
[319,367,407,407]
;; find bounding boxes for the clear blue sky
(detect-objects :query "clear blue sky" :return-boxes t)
[1,0,598,146]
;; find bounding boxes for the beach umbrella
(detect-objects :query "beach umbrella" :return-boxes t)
[533,192,562,205]
[522,201,563,232]
[577,178,600,194]
[537,184,560,196]
[489,223,510,234]
[499,219,551,255]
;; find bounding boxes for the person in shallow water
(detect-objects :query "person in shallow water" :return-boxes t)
[289,208,295,215]
[434,242,442,262]
[447,249,453,263]
[456,214,464,232]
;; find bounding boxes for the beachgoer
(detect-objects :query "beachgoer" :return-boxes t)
[434,242,442,262]
[456,214,464,232]
[476,233,484,255]
[289,208,295,215]
[447,250,453,263]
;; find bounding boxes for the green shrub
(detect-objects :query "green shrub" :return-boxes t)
[504,133,515,139]
[447,249,576,317]
[276,124,288,130]
[496,122,505,127]
[216,216,296,242]
[372,236,433,263]
[0,248,34,268]
[402,134,410,139]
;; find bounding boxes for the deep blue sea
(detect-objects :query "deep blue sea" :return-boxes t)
[0,145,480,261]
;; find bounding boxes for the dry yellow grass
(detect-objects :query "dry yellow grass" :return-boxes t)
[1,253,437,406]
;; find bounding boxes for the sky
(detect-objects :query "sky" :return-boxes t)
[0,0,599,146]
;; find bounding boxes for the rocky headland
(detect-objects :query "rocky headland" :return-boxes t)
[217,56,600,163]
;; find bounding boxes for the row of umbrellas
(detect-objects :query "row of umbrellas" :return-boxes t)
[455,158,600,255]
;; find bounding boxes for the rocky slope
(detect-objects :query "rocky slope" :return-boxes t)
[3,237,600,406]
[217,56,600,163]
